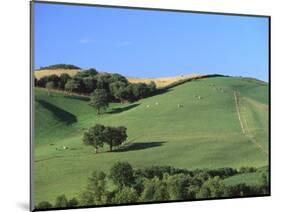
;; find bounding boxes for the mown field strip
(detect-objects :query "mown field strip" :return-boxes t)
[234,91,245,134]
[234,91,268,155]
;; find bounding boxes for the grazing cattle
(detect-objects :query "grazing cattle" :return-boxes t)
[177,104,183,108]
[146,105,150,108]
[62,145,67,150]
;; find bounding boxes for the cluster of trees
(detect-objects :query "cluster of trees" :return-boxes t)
[83,124,127,153]
[38,64,81,70]
[36,163,269,210]
[35,67,157,112]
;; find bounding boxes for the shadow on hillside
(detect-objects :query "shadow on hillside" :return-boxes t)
[64,95,90,102]
[37,99,77,125]
[108,103,140,114]
[113,141,166,152]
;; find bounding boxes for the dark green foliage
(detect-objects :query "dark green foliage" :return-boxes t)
[258,172,269,195]
[207,167,238,178]
[109,81,127,101]
[79,191,95,206]
[141,177,169,202]
[39,64,81,70]
[196,176,227,199]
[86,171,108,204]
[83,124,106,153]
[226,183,254,197]
[67,198,79,207]
[74,68,98,78]
[104,126,127,151]
[110,73,129,84]
[38,163,269,206]
[239,167,257,174]
[36,201,53,209]
[37,76,48,87]
[35,66,159,103]
[64,79,80,93]
[112,187,139,204]
[83,77,97,93]
[47,74,60,88]
[148,81,157,93]
[59,73,71,89]
[90,89,109,114]
[109,162,135,189]
[83,124,127,153]
[165,173,189,200]
[54,194,68,208]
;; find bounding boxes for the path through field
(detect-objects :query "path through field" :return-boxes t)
[233,91,268,155]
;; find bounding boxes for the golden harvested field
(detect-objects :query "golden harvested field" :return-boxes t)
[127,74,205,88]
[34,69,205,88]
[34,69,80,79]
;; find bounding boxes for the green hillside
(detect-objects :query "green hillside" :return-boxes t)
[34,76,269,204]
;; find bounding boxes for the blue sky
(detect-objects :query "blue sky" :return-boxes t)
[34,2,269,81]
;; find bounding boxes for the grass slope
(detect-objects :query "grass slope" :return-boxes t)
[34,76,269,204]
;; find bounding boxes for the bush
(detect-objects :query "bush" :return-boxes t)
[36,201,53,209]
[54,194,68,208]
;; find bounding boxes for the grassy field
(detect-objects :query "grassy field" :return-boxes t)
[34,76,269,204]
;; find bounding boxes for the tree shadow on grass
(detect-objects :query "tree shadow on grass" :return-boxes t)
[113,141,166,152]
[64,95,90,101]
[37,99,77,125]
[108,103,140,114]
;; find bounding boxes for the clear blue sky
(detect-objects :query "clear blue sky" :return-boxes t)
[34,2,269,81]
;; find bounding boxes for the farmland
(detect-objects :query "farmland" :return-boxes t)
[34,75,269,204]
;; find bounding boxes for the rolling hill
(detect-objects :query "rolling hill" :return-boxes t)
[34,76,269,204]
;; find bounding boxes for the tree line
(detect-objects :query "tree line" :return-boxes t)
[35,68,157,113]
[38,64,81,70]
[35,162,269,210]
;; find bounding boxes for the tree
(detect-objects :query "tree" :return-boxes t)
[79,191,95,206]
[59,73,71,89]
[141,177,169,202]
[104,126,127,151]
[109,81,126,101]
[109,162,135,189]
[40,64,81,70]
[112,187,139,204]
[75,68,98,78]
[37,76,48,87]
[83,77,97,93]
[258,173,269,194]
[90,89,109,114]
[45,81,55,96]
[47,74,60,88]
[165,173,188,200]
[36,201,53,209]
[196,176,226,199]
[67,198,79,207]
[82,124,106,153]
[64,79,79,94]
[86,171,108,204]
[148,81,157,93]
[54,194,68,208]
